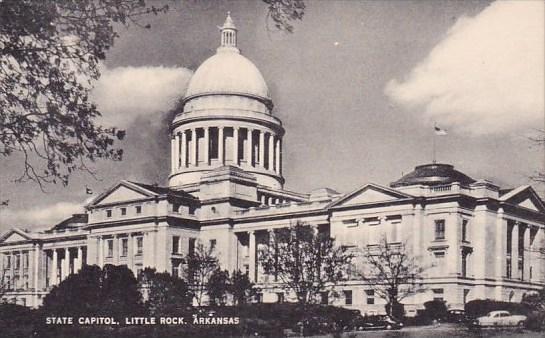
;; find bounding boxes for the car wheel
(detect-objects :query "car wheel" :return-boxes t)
[517,321,525,328]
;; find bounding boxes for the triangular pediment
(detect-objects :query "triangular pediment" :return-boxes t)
[500,185,545,213]
[90,181,158,207]
[328,183,413,208]
[0,229,33,243]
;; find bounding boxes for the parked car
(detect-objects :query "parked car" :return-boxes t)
[446,309,469,323]
[470,310,527,328]
[347,315,403,331]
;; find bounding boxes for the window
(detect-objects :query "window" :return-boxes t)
[106,240,114,258]
[136,237,143,256]
[209,239,217,251]
[276,292,284,304]
[461,252,468,277]
[121,208,127,216]
[121,238,128,257]
[365,289,375,305]
[506,258,512,278]
[4,255,11,269]
[135,205,142,214]
[344,290,353,305]
[106,209,112,218]
[434,251,445,259]
[461,219,468,242]
[14,254,20,270]
[23,252,29,270]
[432,288,444,301]
[172,236,180,253]
[435,220,445,240]
[320,292,329,305]
[188,238,196,256]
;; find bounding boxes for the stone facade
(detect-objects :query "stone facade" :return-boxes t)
[1,14,544,314]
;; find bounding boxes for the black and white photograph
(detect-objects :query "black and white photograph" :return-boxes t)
[0,0,544,337]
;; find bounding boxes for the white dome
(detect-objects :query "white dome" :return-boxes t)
[185,49,269,100]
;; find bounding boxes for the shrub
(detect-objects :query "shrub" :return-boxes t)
[465,299,530,318]
[423,299,448,320]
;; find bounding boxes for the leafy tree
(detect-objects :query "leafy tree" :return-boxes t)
[206,268,230,306]
[259,221,353,305]
[264,0,305,33]
[184,241,218,306]
[0,0,169,188]
[356,237,424,319]
[42,264,144,318]
[230,269,256,306]
[138,267,191,316]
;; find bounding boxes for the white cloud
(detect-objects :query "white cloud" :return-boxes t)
[91,65,193,127]
[385,1,544,135]
[0,202,84,229]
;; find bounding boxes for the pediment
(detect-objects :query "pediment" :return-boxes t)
[500,185,545,213]
[0,229,33,243]
[90,181,157,207]
[328,183,413,208]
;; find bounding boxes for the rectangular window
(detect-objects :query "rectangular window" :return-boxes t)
[106,209,112,218]
[121,207,127,216]
[276,292,284,304]
[106,240,114,258]
[461,253,468,277]
[320,292,329,305]
[136,237,143,256]
[435,219,445,240]
[4,255,11,269]
[461,219,468,242]
[14,254,20,270]
[344,290,353,305]
[365,289,375,305]
[172,236,180,253]
[188,238,196,256]
[135,205,142,214]
[23,252,29,269]
[210,239,217,251]
[121,238,128,257]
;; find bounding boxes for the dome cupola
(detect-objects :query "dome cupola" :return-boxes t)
[390,163,476,188]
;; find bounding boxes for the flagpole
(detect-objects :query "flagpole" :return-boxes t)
[432,122,436,164]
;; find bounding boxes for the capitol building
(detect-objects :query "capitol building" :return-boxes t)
[1,14,544,314]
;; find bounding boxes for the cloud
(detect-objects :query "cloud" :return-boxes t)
[385,1,544,135]
[91,65,193,127]
[0,202,84,229]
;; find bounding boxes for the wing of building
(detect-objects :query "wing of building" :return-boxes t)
[1,14,544,314]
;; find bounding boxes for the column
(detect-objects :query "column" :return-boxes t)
[495,209,506,279]
[62,248,69,279]
[181,130,187,168]
[218,126,224,165]
[203,127,209,165]
[259,130,265,168]
[128,234,134,271]
[51,249,57,285]
[248,231,256,282]
[233,127,239,165]
[246,128,253,166]
[523,225,530,280]
[77,247,83,271]
[170,137,176,172]
[268,133,274,170]
[191,128,197,166]
[98,237,104,267]
[33,245,40,291]
[174,133,180,169]
[511,222,519,279]
[275,139,281,174]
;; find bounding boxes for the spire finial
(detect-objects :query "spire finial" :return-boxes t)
[219,12,237,49]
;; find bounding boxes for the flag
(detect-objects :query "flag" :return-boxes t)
[85,186,93,195]
[434,125,448,136]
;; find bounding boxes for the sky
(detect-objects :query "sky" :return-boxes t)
[1,0,544,232]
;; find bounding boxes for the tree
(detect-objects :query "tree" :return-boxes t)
[0,0,169,188]
[42,264,144,318]
[206,268,230,306]
[259,221,353,305]
[138,268,191,316]
[356,237,424,319]
[230,270,256,306]
[1,1,305,189]
[184,242,219,306]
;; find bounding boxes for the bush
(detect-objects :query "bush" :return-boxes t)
[0,304,38,338]
[423,299,448,321]
[465,299,530,318]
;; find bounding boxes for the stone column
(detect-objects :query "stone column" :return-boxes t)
[259,130,265,168]
[523,225,530,280]
[191,128,197,167]
[170,137,176,172]
[181,130,187,168]
[268,133,274,170]
[511,222,519,279]
[77,247,83,271]
[63,248,70,279]
[248,231,256,282]
[174,133,180,169]
[233,127,239,165]
[495,209,506,279]
[218,126,224,165]
[33,245,40,291]
[203,127,209,165]
[246,128,253,166]
[51,249,58,285]
[275,139,281,174]
[98,237,104,267]
[128,234,134,271]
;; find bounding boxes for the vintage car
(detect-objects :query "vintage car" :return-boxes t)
[347,315,403,331]
[471,310,527,328]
